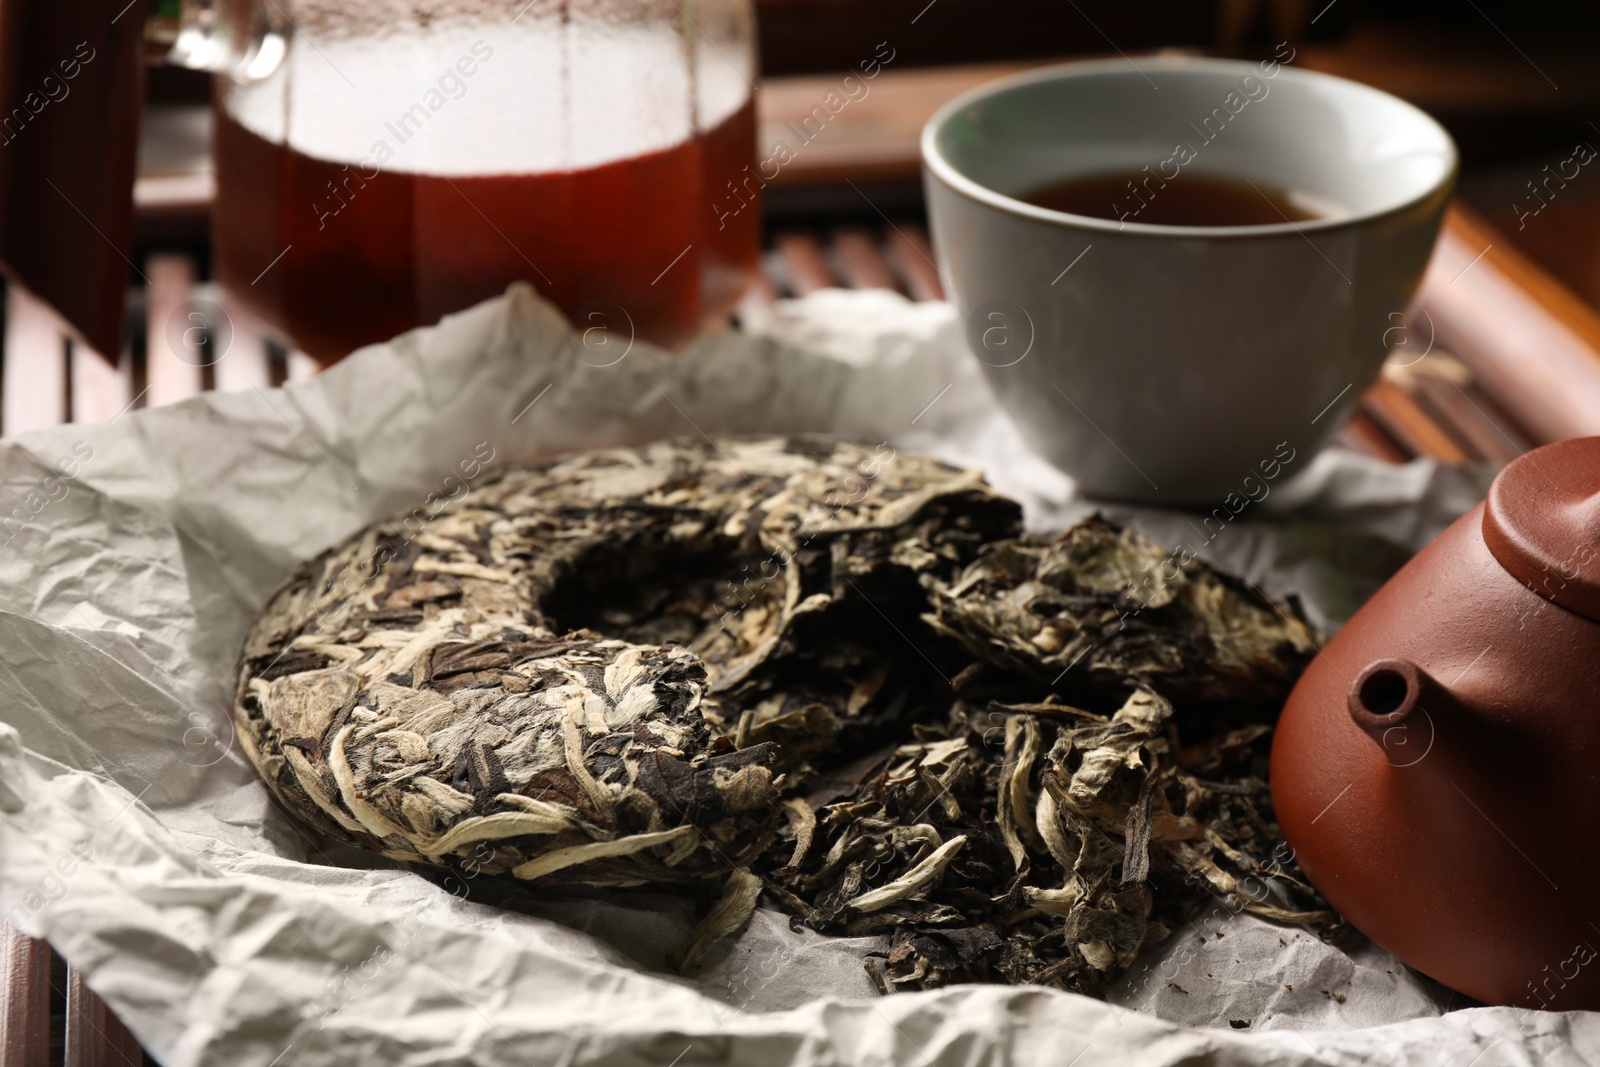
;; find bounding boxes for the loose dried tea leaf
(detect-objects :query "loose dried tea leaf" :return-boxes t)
[745,517,1334,998]
[672,867,764,973]
[758,686,1337,997]
[233,434,1337,998]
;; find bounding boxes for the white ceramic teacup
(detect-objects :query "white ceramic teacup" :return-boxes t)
[922,55,1457,504]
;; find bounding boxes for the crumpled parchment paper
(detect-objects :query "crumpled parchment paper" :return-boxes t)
[2,283,1590,1067]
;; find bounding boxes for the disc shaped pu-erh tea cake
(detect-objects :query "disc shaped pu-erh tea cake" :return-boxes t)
[232,435,1338,997]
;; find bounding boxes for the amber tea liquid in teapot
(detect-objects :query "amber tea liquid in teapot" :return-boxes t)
[213,0,760,362]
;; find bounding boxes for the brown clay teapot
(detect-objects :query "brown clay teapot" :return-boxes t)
[1272,436,1600,1011]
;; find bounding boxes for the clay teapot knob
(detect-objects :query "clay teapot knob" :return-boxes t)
[1348,658,1434,759]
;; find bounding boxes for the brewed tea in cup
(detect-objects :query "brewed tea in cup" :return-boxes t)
[922,56,1457,504]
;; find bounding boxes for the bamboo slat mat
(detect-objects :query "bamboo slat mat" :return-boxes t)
[0,220,1539,464]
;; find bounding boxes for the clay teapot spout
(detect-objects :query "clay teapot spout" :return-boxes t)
[1346,658,1439,764]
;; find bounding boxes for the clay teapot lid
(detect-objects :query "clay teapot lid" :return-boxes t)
[1483,436,1600,621]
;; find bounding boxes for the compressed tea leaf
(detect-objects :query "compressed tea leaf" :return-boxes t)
[922,517,1318,708]
[233,434,1337,997]
[234,437,1017,886]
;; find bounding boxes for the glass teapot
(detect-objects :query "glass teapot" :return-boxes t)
[213,0,760,361]
[0,0,760,363]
